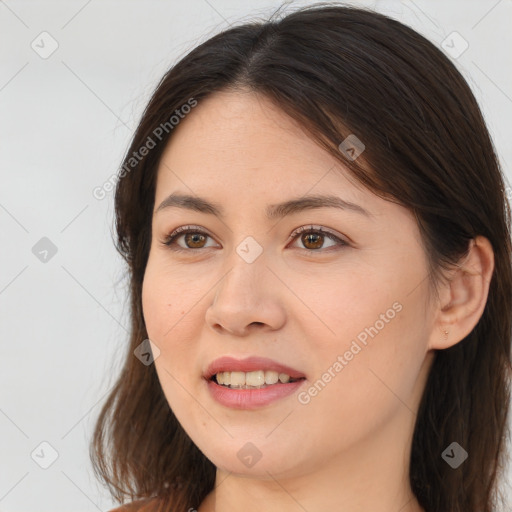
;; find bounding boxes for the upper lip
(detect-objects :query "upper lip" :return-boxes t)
[204,356,306,380]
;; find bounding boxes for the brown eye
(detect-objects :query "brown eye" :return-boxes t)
[290,226,347,252]
[301,232,324,250]
[162,226,217,251]
[184,232,207,248]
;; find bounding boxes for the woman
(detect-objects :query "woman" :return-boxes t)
[90,3,512,512]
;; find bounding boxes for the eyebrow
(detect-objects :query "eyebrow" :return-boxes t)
[154,192,372,220]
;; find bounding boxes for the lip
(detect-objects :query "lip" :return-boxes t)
[204,356,307,410]
[207,379,305,409]
[204,356,306,380]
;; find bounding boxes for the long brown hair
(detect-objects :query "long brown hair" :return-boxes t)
[90,3,512,511]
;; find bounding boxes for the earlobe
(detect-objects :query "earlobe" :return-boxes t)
[429,236,495,351]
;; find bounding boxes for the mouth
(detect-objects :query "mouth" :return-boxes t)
[210,370,305,389]
[203,356,306,408]
[204,355,306,384]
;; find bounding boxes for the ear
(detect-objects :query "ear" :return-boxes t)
[428,235,495,350]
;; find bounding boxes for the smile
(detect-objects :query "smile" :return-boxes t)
[213,370,303,388]
[204,356,307,409]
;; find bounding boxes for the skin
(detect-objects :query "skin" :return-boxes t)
[141,89,494,512]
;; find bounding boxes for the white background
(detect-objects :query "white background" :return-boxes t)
[0,0,511,510]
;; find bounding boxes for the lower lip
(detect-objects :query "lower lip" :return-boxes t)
[206,378,305,409]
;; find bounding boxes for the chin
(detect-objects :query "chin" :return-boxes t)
[195,436,308,480]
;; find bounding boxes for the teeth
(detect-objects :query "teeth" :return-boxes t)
[214,370,296,387]
[246,370,265,386]
[265,370,279,385]
[278,373,290,383]
[230,371,245,386]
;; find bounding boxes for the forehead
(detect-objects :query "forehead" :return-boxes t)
[155,90,369,205]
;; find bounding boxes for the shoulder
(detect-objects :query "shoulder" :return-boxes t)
[107,497,162,512]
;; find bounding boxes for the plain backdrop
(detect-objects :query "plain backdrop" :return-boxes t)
[0,0,511,510]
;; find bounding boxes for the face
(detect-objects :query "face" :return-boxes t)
[142,89,436,479]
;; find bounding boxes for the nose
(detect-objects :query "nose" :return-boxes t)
[205,253,287,337]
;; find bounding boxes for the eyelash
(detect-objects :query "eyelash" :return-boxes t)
[160,224,348,254]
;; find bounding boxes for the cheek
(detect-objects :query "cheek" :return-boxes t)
[287,264,401,349]
[141,262,202,403]
[295,315,423,451]
[293,263,428,412]
[141,257,205,343]
[141,266,171,340]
